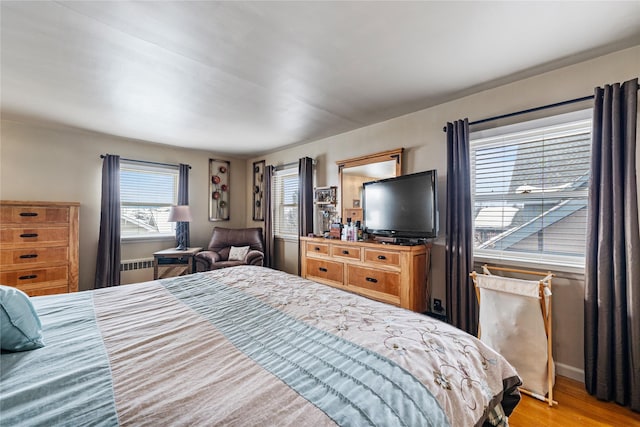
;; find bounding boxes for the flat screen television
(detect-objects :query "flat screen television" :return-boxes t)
[362,170,438,240]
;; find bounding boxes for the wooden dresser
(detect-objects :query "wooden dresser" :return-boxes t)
[1,201,79,296]
[300,237,430,312]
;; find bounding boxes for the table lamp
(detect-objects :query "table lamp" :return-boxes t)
[168,205,193,250]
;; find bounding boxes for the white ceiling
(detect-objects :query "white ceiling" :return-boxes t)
[1,1,639,156]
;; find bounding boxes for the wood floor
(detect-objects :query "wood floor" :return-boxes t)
[509,376,640,426]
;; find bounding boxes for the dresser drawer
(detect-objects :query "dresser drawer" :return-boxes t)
[331,245,361,261]
[13,282,70,297]
[347,265,400,297]
[0,226,70,247]
[1,247,69,269]
[364,248,400,268]
[305,258,344,285]
[0,266,68,288]
[1,206,69,224]
[306,242,329,256]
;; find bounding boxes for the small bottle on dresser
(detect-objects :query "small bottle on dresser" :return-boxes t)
[355,221,363,241]
[342,218,351,241]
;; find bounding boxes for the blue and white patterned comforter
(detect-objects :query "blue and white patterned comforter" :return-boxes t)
[1,266,520,426]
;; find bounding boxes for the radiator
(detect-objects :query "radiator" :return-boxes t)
[120,258,154,272]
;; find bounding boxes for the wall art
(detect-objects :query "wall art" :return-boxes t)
[252,160,265,221]
[209,159,230,221]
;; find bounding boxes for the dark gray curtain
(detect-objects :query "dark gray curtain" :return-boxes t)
[177,163,190,248]
[445,119,477,335]
[264,165,275,268]
[585,78,640,411]
[298,157,314,274]
[95,154,121,288]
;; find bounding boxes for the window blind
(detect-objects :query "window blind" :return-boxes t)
[272,166,299,238]
[120,162,178,237]
[470,111,592,268]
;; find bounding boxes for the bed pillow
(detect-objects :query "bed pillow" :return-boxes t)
[228,245,250,261]
[0,285,45,352]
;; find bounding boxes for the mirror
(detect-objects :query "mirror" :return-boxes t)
[336,148,403,224]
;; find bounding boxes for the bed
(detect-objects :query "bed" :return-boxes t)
[1,266,521,426]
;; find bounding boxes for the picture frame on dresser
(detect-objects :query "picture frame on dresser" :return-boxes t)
[314,186,337,205]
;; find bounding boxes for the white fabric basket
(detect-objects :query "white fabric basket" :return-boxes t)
[473,270,554,398]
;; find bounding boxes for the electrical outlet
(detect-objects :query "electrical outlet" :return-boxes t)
[433,299,443,313]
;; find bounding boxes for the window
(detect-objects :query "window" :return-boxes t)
[272,166,299,238]
[470,109,592,268]
[120,161,178,239]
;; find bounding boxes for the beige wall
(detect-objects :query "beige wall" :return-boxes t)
[0,121,247,290]
[247,45,640,380]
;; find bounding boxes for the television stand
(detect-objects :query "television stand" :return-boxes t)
[300,237,431,312]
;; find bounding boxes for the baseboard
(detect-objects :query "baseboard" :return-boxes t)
[555,362,585,383]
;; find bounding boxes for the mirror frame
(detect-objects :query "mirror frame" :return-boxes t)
[336,148,403,221]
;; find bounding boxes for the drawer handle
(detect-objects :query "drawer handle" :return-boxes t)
[19,274,38,280]
[366,277,378,283]
[20,233,39,238]
[19,212,38,217]
[319,267,328,272]
[19,254,38,259]
[342,250,349,255]
[377,255,387,260]
[314,247,321,251]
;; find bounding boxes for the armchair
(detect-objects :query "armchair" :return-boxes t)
[195,227,264,271]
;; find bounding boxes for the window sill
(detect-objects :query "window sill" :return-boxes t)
[275,235,299,243]
[121,235,175,244]
[473,253,585,276]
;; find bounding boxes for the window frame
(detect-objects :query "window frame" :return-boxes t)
[272,166,299,240]
[120,161,179,242]
[470,109,592,273]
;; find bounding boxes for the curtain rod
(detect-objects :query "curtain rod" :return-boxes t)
[99,154,191,169]
[443,78,640,133]
[273,158,317,171]
[275,161,297,171]
[442,95,594,132]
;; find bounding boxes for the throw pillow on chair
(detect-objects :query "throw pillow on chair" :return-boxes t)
[228,246,250,261]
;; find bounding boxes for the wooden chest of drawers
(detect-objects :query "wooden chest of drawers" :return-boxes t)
[300,237,430,312]
[0,201,79,296]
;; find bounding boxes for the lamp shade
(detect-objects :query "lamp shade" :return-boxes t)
[168,205,193,222]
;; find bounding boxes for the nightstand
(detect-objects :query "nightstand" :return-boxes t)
[153,247,202,280]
